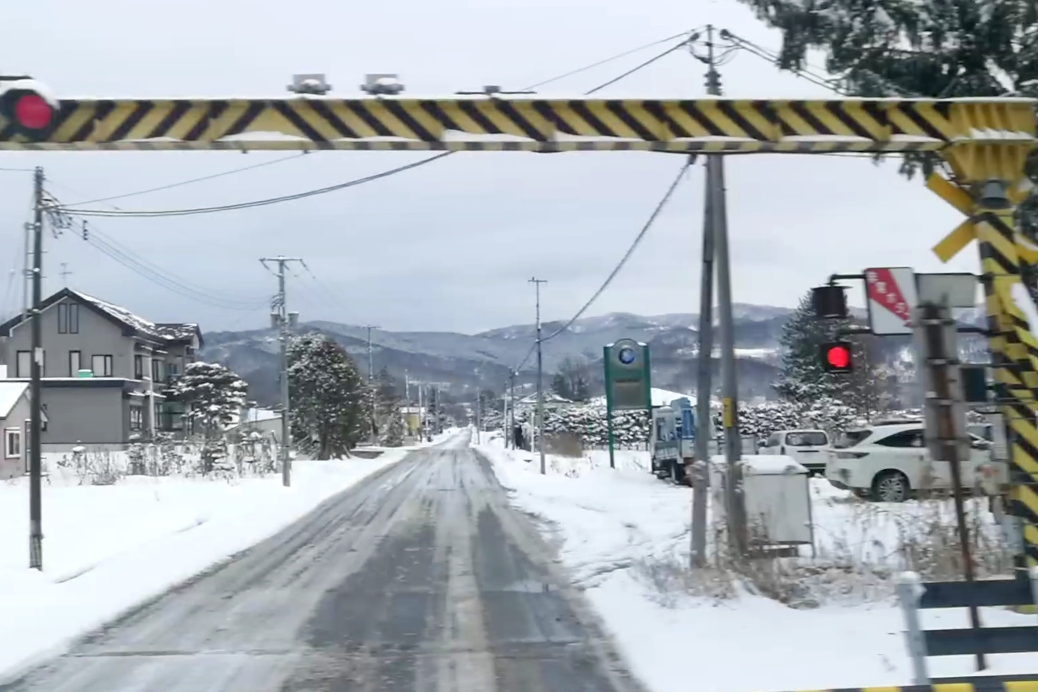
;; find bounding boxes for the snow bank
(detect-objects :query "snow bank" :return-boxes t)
[0,450,410,679]
[479,438,1038,692]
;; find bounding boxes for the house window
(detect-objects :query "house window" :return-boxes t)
[16,351,30,378]
[57,303,78,334]
[5,428,21,459]
[91,354,113,377]
[152,359,163,382]
[129,406,143,431]
[69,350,81,376]
[134,355,144,380]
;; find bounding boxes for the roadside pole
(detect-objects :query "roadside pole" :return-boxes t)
[29,166,43,570]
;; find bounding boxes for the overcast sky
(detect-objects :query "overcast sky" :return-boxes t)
[0,0,977,335]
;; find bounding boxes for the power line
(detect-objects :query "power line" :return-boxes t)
[65,152,312,206]
[56,152,454,218]
[521,29,702,91]
[512,158,692,374]
[0,167,34,173]
[83,233,270,311]
[584,38,695,94]
[44,190,271,310]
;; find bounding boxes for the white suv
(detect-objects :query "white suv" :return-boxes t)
[825,422,1004,502]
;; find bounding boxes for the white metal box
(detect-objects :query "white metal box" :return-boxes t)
[709,455,813,546]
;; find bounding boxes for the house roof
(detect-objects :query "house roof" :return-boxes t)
[0,381,27,418]
[0,288,203,348]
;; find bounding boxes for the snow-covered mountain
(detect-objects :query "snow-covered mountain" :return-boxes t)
[202,308,798,407]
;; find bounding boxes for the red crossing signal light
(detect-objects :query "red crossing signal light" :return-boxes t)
[821,341,853,373]
[0,82,58,140]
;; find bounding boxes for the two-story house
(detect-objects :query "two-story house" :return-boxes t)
[0,288,202,452]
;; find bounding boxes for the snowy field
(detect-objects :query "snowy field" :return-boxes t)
[477,436,1038,692]
[0,435,450,680]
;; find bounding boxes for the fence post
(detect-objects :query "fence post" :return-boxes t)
[896,571,929,686]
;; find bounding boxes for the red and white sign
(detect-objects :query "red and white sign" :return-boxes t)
[864,267,917,335]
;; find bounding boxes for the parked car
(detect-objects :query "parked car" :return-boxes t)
[758,429,830,475]
[825,422,1004,502]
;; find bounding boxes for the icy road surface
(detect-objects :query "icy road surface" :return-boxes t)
[0,432,644,692]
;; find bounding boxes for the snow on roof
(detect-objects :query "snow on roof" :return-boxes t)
[588,387,690,408]
[73,290,162,337]
[0,381,28,418]
[155,323,200,342]
[71,291,197,344]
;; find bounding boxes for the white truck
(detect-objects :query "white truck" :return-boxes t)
[650,398,696,484]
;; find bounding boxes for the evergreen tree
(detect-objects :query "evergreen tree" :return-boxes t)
[384,410,405,447]
[734,0,1038,234]
[775,292,850,404]
[373,366,404,444]
[776,292,890,421]
[171,362,248,434]
[288,333,366,459]
[169,361,248,474]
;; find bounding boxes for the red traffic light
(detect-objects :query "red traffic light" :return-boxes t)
[13,93,53,130]
[0,83,58,140]
[820,341,853,373]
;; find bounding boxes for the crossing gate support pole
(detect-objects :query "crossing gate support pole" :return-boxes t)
[932,110,1038,574]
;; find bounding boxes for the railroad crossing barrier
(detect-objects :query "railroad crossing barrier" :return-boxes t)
[792,681,1038,692]
[897,570,1038,684]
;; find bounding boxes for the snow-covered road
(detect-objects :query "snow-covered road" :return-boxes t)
[0,432,644,692]
[479,439,1038,692]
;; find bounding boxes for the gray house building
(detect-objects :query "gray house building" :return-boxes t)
[0,288,202,452]
[0,380,33,478]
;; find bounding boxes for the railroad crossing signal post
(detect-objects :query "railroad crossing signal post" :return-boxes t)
[915,295,985,670]
[603,340,651,470]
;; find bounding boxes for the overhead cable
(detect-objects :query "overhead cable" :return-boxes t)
[521,28,702,91]
[56,152,455,218]
[66,152,312,206]
[512,158,691,373]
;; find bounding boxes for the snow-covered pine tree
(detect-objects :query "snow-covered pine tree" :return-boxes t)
[169,361,248,474]
[288,333,366,459]
[775,291,851,404]
[384,410,405,447]
[373,366,401,443]
[735,0,1038,235]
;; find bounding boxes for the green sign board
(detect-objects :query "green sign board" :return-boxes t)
[603,339,651,411]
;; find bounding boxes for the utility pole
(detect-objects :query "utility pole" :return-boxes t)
[260,255,304,487]
[509,371,517,450]
[692,26,745,558]
[365,325,379,442]
[28,166,43,571]
[60,263,72,287]
[530,277,547,474]
[475,391,481,444]
[22,220,30,319]
[364,325,379,380]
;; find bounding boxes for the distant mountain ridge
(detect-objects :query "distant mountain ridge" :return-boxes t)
[202,306,803,408]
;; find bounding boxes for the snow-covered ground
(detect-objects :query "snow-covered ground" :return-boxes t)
[478,437,1038,692]
[0,436,445,680]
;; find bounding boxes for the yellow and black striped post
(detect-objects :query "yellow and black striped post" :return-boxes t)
[977,201,1038,568]
[930,98,1038,569]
